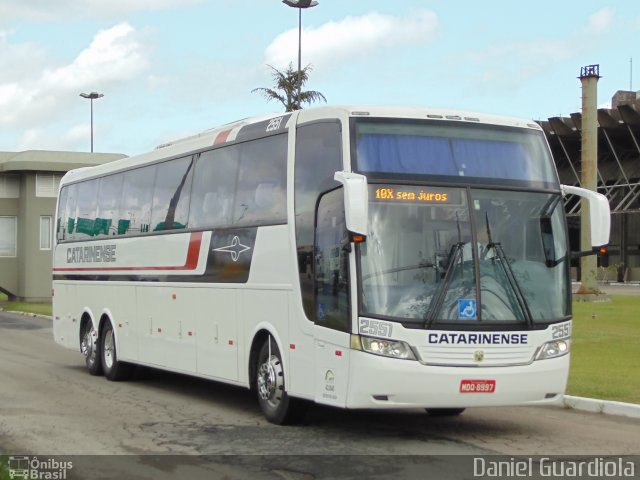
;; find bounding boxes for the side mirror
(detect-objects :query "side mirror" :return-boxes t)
[561,185,610,247]
[334,172,368,236]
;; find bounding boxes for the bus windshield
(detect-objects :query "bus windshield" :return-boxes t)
[358,185,569,326]
[353,119,558,188]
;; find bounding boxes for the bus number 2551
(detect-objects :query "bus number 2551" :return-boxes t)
[359,319,393,338]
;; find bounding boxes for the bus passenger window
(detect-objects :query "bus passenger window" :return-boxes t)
[150,156,194,231]
[118,166,155,235]
[96,174,124,237]
[234,135,287,226]
[189,147,239,229]
[74,179,99,239]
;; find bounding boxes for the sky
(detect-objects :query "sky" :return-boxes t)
[0,0,638,156]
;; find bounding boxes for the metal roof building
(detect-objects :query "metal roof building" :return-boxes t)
[0,150,126,301]
[538,90,640,281]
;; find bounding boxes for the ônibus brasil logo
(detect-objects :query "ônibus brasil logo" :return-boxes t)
[7,456,73,480]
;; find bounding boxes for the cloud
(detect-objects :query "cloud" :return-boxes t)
[264,10,439,72]
[14,124,91,151]
[0,0,202,21]
[586,7,614,33]
[0,23,148,130]
[451,7,618,92]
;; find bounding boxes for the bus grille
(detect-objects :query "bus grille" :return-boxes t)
[416,345,537,367]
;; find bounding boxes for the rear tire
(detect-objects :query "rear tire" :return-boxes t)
[255,338,307,425]
[426,408,465,416]
[81,323,103,376]
[101,322,133,381]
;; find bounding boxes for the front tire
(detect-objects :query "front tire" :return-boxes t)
[255,338,307,425]
[101,322,133,381]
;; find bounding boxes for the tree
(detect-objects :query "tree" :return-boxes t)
[252,63,326,112]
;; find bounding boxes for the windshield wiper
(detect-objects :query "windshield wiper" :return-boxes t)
[426,213,465,327]
[425,241,464,328]
[484,214,534,328]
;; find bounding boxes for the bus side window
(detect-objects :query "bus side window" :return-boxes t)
[56,186,69,242]
[234,134,287,226]
[189,147,239,229]
[150,156,194,231]
[118,165,156,235]
[96,174,124,237]
[314,188,350,332]
[74,179,99,240]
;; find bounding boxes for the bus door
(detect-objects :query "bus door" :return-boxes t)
[313,188,351,407]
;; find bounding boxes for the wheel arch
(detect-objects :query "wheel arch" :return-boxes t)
[98,308,116,341]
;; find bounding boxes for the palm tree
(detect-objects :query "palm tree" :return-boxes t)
[252,63,326,112]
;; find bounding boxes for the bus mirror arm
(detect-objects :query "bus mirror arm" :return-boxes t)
[334,172,368,236]
[561,185,610,248]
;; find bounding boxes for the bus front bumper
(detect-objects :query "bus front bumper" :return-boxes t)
[345,350,569,409]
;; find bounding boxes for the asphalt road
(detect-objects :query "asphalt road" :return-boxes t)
[1,311,639,479]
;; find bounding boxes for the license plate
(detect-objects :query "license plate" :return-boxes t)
[460,379,496,393]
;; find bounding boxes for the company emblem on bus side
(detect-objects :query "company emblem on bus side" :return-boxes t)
[213,236,251,262]
[474,350,485,363]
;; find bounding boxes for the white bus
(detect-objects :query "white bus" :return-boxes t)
[53,106,610,424]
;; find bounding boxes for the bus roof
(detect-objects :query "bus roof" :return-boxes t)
[60,105,543,185]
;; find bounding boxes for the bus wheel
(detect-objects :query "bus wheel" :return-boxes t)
[426,408,465,416]
[101,322,133,381]
[81,323,102,376]
[256,338,307,425]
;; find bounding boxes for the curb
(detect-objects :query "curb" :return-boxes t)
[0,308,52,321]
[555,395,640,419]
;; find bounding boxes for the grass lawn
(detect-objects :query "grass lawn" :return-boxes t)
[0,292,52,317]
[567,295,640,404]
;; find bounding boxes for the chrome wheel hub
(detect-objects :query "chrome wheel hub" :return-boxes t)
[81,328,97,362]
[257,355,283,407]
[103,329,115,369]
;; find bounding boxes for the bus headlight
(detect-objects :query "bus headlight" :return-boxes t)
[535,339,571,360]
[353,335,417,360]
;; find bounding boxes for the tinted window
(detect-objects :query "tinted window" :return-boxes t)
[315,188,350,332]
[96,174,124,238]
[294,122,342,320]
[354,120,558,187]
[119,166,155,235]
[56,187,68,242]
[74,179,98,239]
[233,134,287,226]
[189,146,240,228]
[151,157,194,231]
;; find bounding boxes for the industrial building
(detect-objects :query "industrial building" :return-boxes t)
[539,89,640,282]
[0,150,126,301]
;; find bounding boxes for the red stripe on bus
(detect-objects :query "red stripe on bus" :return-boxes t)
[53,232,203,273]
[214,129,232,145]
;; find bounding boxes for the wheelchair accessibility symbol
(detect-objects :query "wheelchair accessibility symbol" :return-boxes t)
[458,299,477,320]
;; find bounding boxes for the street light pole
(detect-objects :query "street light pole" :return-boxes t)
[79,92,104,152]
[282,0,318,108]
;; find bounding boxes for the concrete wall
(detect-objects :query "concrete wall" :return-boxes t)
[0,194,19,297]
[19,173,57,301]
[0,172,57,301]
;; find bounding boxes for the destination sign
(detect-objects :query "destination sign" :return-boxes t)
[373,186,454,204]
